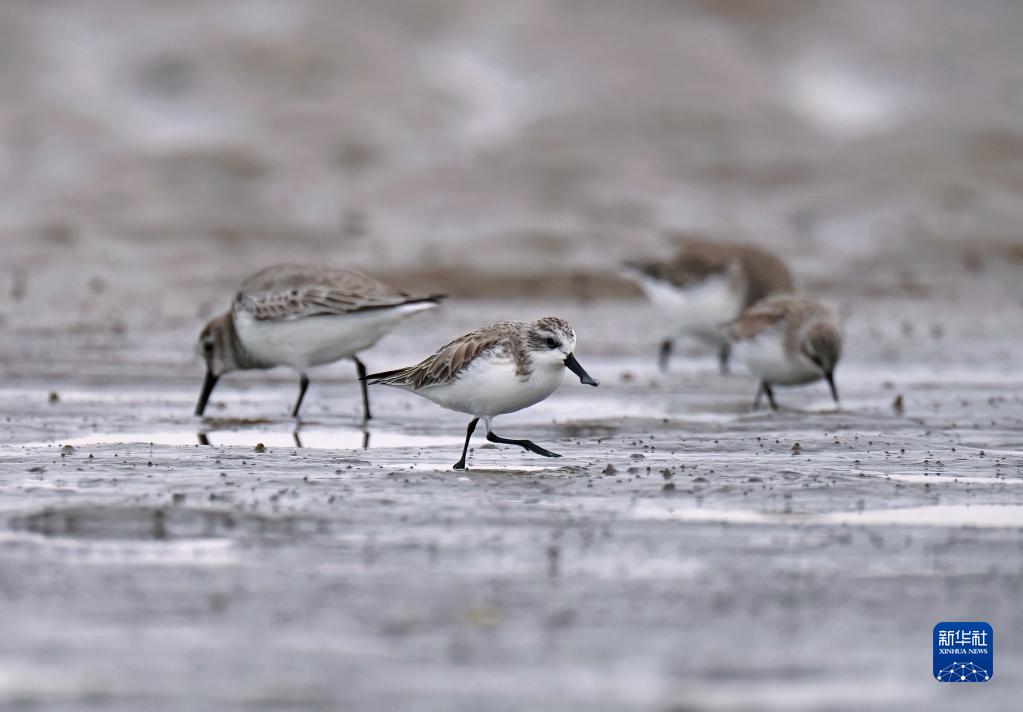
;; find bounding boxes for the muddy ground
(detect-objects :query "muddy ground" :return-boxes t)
[2,284,1023,711]
[4,0,1023,709]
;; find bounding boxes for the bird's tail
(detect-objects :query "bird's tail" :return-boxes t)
[408,293,447,305]
[360,366,414,387]
[355,293,447,313]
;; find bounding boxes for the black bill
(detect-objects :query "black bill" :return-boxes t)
[564,352,599,386]
[826,372,839,404]
[195,371,220,416]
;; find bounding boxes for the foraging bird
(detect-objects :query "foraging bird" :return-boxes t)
[622,238,793,373]
[724,294,842,411]
[195,264,444,419]
[362,317,599,469]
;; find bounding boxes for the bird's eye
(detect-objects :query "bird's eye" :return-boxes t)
[203,341,214,354]
[544,337,559,349]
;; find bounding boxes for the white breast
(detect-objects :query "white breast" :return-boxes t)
[414,354,566,417]
[234,302,435,371]
[731,327,820,385]
[635,274,744,343]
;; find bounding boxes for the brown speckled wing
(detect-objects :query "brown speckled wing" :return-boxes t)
[368,325,518,390]
[625,240,733,288]
[233,264,431,321]
[736,245,794,307]
[629,239,794,302]
[724,295,795,342]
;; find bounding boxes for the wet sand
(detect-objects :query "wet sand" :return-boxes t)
[2,292,1022,711]
[3,2,1023,705]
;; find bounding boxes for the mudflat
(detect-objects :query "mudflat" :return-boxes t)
[2,290,1021,710]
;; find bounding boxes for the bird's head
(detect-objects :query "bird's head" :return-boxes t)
[527,317,599,386]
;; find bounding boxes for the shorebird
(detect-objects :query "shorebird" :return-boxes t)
[363,317,599,469]
[195,264,444,419]
[622,238,794,373]
[724,294,842,410]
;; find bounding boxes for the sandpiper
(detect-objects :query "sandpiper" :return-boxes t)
[362,317,599,469]
[724,294,842,410]
[622,238,794,373]
[195,264,444,419]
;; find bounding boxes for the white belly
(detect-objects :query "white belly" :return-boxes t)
[234,303,434,372]
[636,274,744,343]
[413,356,566,417]
[731,329,820,385]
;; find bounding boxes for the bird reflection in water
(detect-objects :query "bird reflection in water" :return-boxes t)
[196,427,370,449]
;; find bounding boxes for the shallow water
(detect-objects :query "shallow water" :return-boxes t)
[2,292,1023,710]
[19,426,461,451]
[630,502,1023,528]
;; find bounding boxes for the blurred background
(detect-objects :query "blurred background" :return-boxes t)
[3,0,1022,335]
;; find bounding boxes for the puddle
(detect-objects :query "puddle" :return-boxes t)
[630,506,775,525]
[882,474,1023,485]
[0,530,236,566]
[816,505,1023,528]
[17,427,463,451]
[404,463,554,473]
[855,469,1023,485]
[6,505,332,540]
[630,504,1023,529]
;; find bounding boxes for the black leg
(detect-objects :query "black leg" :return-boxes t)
[353,356,372,421]
[292,430,303,448]
[292,374,310,418]
[658,338,673,372]
[486,430,562,458]
[195,371,219,416]
[453,417,479,470]
[826,372,839,405]
[718,342,731,375]
[763,382,779,411]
